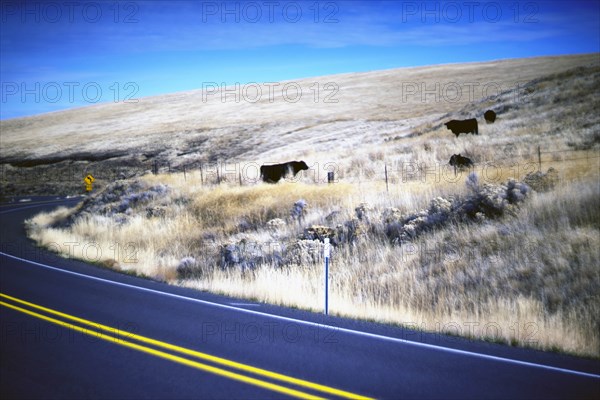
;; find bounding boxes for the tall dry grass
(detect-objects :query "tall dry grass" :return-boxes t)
[180,178,599,357]
[23,57,600,357]
[26,181,355,279]
[26,162,600,357]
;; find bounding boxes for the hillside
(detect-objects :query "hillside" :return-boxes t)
[1,53,598,195]
[12,53,600,357]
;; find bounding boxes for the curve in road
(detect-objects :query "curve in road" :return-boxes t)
[1,198,599,399]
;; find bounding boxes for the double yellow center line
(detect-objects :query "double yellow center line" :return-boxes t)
[0,292,373,399]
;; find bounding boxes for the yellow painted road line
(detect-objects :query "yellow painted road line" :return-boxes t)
[0,301,326,400]
[0,293,374,400]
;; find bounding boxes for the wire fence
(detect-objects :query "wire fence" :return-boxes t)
[146,146,600,187]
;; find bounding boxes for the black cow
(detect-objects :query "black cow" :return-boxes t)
[449,154,474,169]
[260,161,309,183]
[484,110,497,123]
[444,118,478,137]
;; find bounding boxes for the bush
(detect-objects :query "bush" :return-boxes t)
[176,257,199,279]
[385,174,530,242]
[62,180,170,227]
[523,167,559,192]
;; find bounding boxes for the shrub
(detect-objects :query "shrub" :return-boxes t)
[385,174,530,242]
[523,167,559,192]
[176,257,198,279]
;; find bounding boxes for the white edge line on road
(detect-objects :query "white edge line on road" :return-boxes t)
[2,251,599,380]
[0,197,83,214]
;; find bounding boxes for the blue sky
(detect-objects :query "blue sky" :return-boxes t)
[1,0,599,119]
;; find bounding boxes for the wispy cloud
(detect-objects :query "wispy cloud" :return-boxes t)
[1,0,598,119]
[3,2,594,54]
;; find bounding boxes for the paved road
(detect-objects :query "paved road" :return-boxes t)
[1,197,599,399]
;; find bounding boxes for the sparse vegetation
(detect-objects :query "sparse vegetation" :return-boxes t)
[19,55,600,358]
[2,54,599,195]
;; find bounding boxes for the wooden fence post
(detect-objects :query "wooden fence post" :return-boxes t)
[384,164,389,193]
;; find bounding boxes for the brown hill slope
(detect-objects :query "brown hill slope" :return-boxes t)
[1,53,598,195]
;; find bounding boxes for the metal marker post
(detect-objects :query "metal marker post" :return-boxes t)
[324,238,330,315]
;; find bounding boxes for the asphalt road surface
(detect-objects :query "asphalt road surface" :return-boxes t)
[1,197,599,399]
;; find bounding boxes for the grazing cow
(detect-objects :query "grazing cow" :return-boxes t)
[484,110,497,123]
[449,154,474,169]
[444,118,478,137]
[260,161,309,183]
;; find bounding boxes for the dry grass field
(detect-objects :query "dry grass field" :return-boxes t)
[11,53,600,357]
[1,53,598,193]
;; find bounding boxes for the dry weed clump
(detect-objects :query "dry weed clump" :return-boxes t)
[523,167,559,192]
